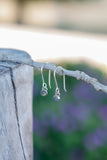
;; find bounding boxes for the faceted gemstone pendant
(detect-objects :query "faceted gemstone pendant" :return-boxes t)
[40,89,48,96]
[53,94,60,101]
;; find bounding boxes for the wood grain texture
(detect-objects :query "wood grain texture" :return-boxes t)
[0,62,33,160]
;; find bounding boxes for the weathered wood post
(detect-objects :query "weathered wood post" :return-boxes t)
[0,49,33,160]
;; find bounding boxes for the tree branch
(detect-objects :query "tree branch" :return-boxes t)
[1,59,107,94]
[0,48,107,94]
[32,61,107,94]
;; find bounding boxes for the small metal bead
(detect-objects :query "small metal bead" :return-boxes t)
[53,95,60,101]
[40,90,48,96]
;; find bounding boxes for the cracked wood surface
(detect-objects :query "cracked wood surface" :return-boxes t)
[0,62,33,160]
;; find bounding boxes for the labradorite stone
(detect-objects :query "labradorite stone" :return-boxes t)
[53,95,60,101]
[40,90,48,96]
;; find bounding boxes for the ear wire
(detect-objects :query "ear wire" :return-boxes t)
[53,66,61,101]
[41,64,45,84]
[62,70,67,92]
[40,64,48,96]
[53,66,67,101]
[54,66,59,90]
[54,66,67,92]
[48,70,51,89]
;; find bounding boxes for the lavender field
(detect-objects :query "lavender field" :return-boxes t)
[33,63,107,160]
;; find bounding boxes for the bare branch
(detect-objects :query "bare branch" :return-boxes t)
[0,48,107,94]
[32,61,107,94]
[1,59,107,94]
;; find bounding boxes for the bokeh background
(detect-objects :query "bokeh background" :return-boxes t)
[33,63,107,160]
[0,0,107,160]
[1,0,107,33]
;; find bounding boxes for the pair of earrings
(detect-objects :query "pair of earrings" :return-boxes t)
[40,65,67,101]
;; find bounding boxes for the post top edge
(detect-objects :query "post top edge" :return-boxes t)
[0,48,30,58]
[0,48,32,64]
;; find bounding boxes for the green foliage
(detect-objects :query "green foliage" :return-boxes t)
[33,62,107,160]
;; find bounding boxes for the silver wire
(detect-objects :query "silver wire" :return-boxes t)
[54,66,67,92]
[63,71,67,92]
[49,70,51,88]
[54,66,59,89]
[41,64,45,84]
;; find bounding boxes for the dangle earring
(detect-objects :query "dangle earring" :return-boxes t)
[53,66,67,101]
[53,66,61,101]
[40,65,48,96]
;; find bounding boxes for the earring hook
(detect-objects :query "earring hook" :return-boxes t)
[44,62,51,89]
[41,64,45,84]
[54,66,67,92]
[49,70,51,88]
[40,64,48,96]
[54,67,59,90]
[62,70,67,92]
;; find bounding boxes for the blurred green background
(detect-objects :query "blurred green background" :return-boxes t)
[33,62,107,160]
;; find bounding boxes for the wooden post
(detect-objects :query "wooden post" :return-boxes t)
[0,49,33,160]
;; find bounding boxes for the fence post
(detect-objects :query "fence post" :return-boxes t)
[0,49,33,160]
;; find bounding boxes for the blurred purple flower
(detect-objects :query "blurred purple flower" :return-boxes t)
[56,117,69,132]
[98,105,107,121]
[63,103,91,123]
[40,110,70,133]
[69,119,78,131]
[34,110,63,135]
[72,82,94,100]
[69,148,85,160]
[84,133,102,151]
[84,128,107,151]
[40,115,58,129]
[96,128,107,141]
[72,82,106,104]
[34,108,76,134]
[33,116,48,136]
[40,110,58,127]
